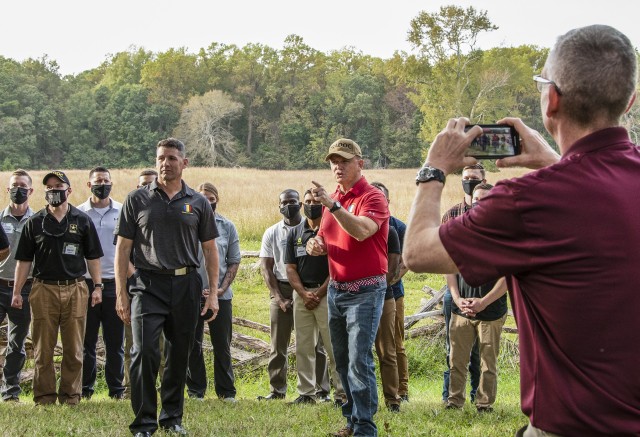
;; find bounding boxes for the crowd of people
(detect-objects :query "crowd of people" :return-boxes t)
[0,23,639,437]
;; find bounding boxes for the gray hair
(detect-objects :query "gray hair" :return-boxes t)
[547,25,637,126]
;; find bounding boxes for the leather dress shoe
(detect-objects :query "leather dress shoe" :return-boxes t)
[256,392,285,400]
[162,424,188,435]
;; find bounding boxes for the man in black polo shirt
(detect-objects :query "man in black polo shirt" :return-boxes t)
[115,138,220,437]
[12,170,104,406]
[285,189,344,405]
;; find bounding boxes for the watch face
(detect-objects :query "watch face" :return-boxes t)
[416,166,445,184]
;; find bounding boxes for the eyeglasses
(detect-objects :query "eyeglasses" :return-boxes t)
[42,209,71,238]
[533,75,562,95]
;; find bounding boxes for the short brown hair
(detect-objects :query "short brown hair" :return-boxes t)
[473,183,494,193]
[463,163,485,178]
[157,138,186,157]
[89,166,110,178]
[139,169,158,178]
[549,25,637,126]
[11,169,32,185]
[370,181,389,199]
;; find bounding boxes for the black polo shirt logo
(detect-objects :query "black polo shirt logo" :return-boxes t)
[182,204,194,214]
[69,224,78,233]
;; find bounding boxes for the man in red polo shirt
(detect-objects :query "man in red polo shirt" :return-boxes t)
[404,25,640,436]
[307,138,389,437]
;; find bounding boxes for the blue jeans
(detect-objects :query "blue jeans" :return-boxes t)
[442,286,480,401]
[328,282,385,437]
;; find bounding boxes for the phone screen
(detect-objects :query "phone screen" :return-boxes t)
[464,124,520,159]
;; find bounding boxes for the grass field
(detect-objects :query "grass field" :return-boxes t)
[0,165,530,436]
[0,264,527,436]
[0,165,529,246]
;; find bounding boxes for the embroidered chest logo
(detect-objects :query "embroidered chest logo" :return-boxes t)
[182,204,194,214]
[69,224,78,234]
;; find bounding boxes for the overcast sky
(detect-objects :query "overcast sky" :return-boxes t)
[2,0,638,75]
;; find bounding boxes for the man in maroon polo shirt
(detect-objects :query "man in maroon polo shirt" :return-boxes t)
[404,25,640,436]
[307,138,389,437]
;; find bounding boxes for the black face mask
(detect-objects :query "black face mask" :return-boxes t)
[45,189,68,207]
[304,204,323,220]
[210,202,217,213]
[9,187,29,205]
[462,179,483,196]
[280,203,301,219]
[90,184,112,200]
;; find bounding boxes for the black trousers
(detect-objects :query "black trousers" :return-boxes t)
[0,283,31,400]
[82,280,125,398]
[186,299,236,398]
[129,270,201,435]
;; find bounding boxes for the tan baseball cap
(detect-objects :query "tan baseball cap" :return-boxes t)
[324,138,362,161]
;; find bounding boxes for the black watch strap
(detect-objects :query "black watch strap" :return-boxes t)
[94,283,104,289]
[415,165,446,186]
[329,201,341,213]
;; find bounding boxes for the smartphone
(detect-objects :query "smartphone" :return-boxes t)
[464,124,520,159]
[200,299,214,319]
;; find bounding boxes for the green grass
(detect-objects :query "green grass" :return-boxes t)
[0,265,527,436]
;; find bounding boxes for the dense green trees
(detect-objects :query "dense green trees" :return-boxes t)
[2,7,632,170]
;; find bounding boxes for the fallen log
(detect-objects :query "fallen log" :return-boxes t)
[233,317,270,334]
[404,285,446,330]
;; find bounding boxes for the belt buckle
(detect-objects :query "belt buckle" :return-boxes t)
[175,267,187,276]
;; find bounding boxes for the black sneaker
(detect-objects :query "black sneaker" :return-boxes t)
[388,403,400,413]
[161,424,188,435]
[477,406,494,413]
[316,392,331,402]
[400,394,409,403]
[288,395,316,405]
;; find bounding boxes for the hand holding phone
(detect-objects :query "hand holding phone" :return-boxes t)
[464,124,521,159]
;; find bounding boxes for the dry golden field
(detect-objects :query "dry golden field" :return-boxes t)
[0,165,530,245]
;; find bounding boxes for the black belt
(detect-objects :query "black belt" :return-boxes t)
[303,283,323,288]
[102,278,115,283]
[277,280,290,285]
[0,278,33,288]
[141,267,195,276]
[35,277,85,286]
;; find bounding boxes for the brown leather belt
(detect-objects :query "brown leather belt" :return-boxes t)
[0,278,33,288]
[34,277,85,286]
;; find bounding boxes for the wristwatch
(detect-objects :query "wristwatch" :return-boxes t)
[329,201,342,213]
[93,283,104,289]
[415,165,446,186]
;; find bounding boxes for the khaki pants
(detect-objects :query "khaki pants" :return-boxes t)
[268,282,295,394]
[448,313,506,408]
[394,297,409,397]
[30,280,88,405]
[375,297,400,406]
[293,291,344,399]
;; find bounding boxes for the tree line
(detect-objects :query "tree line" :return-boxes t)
[1,6,638,171]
